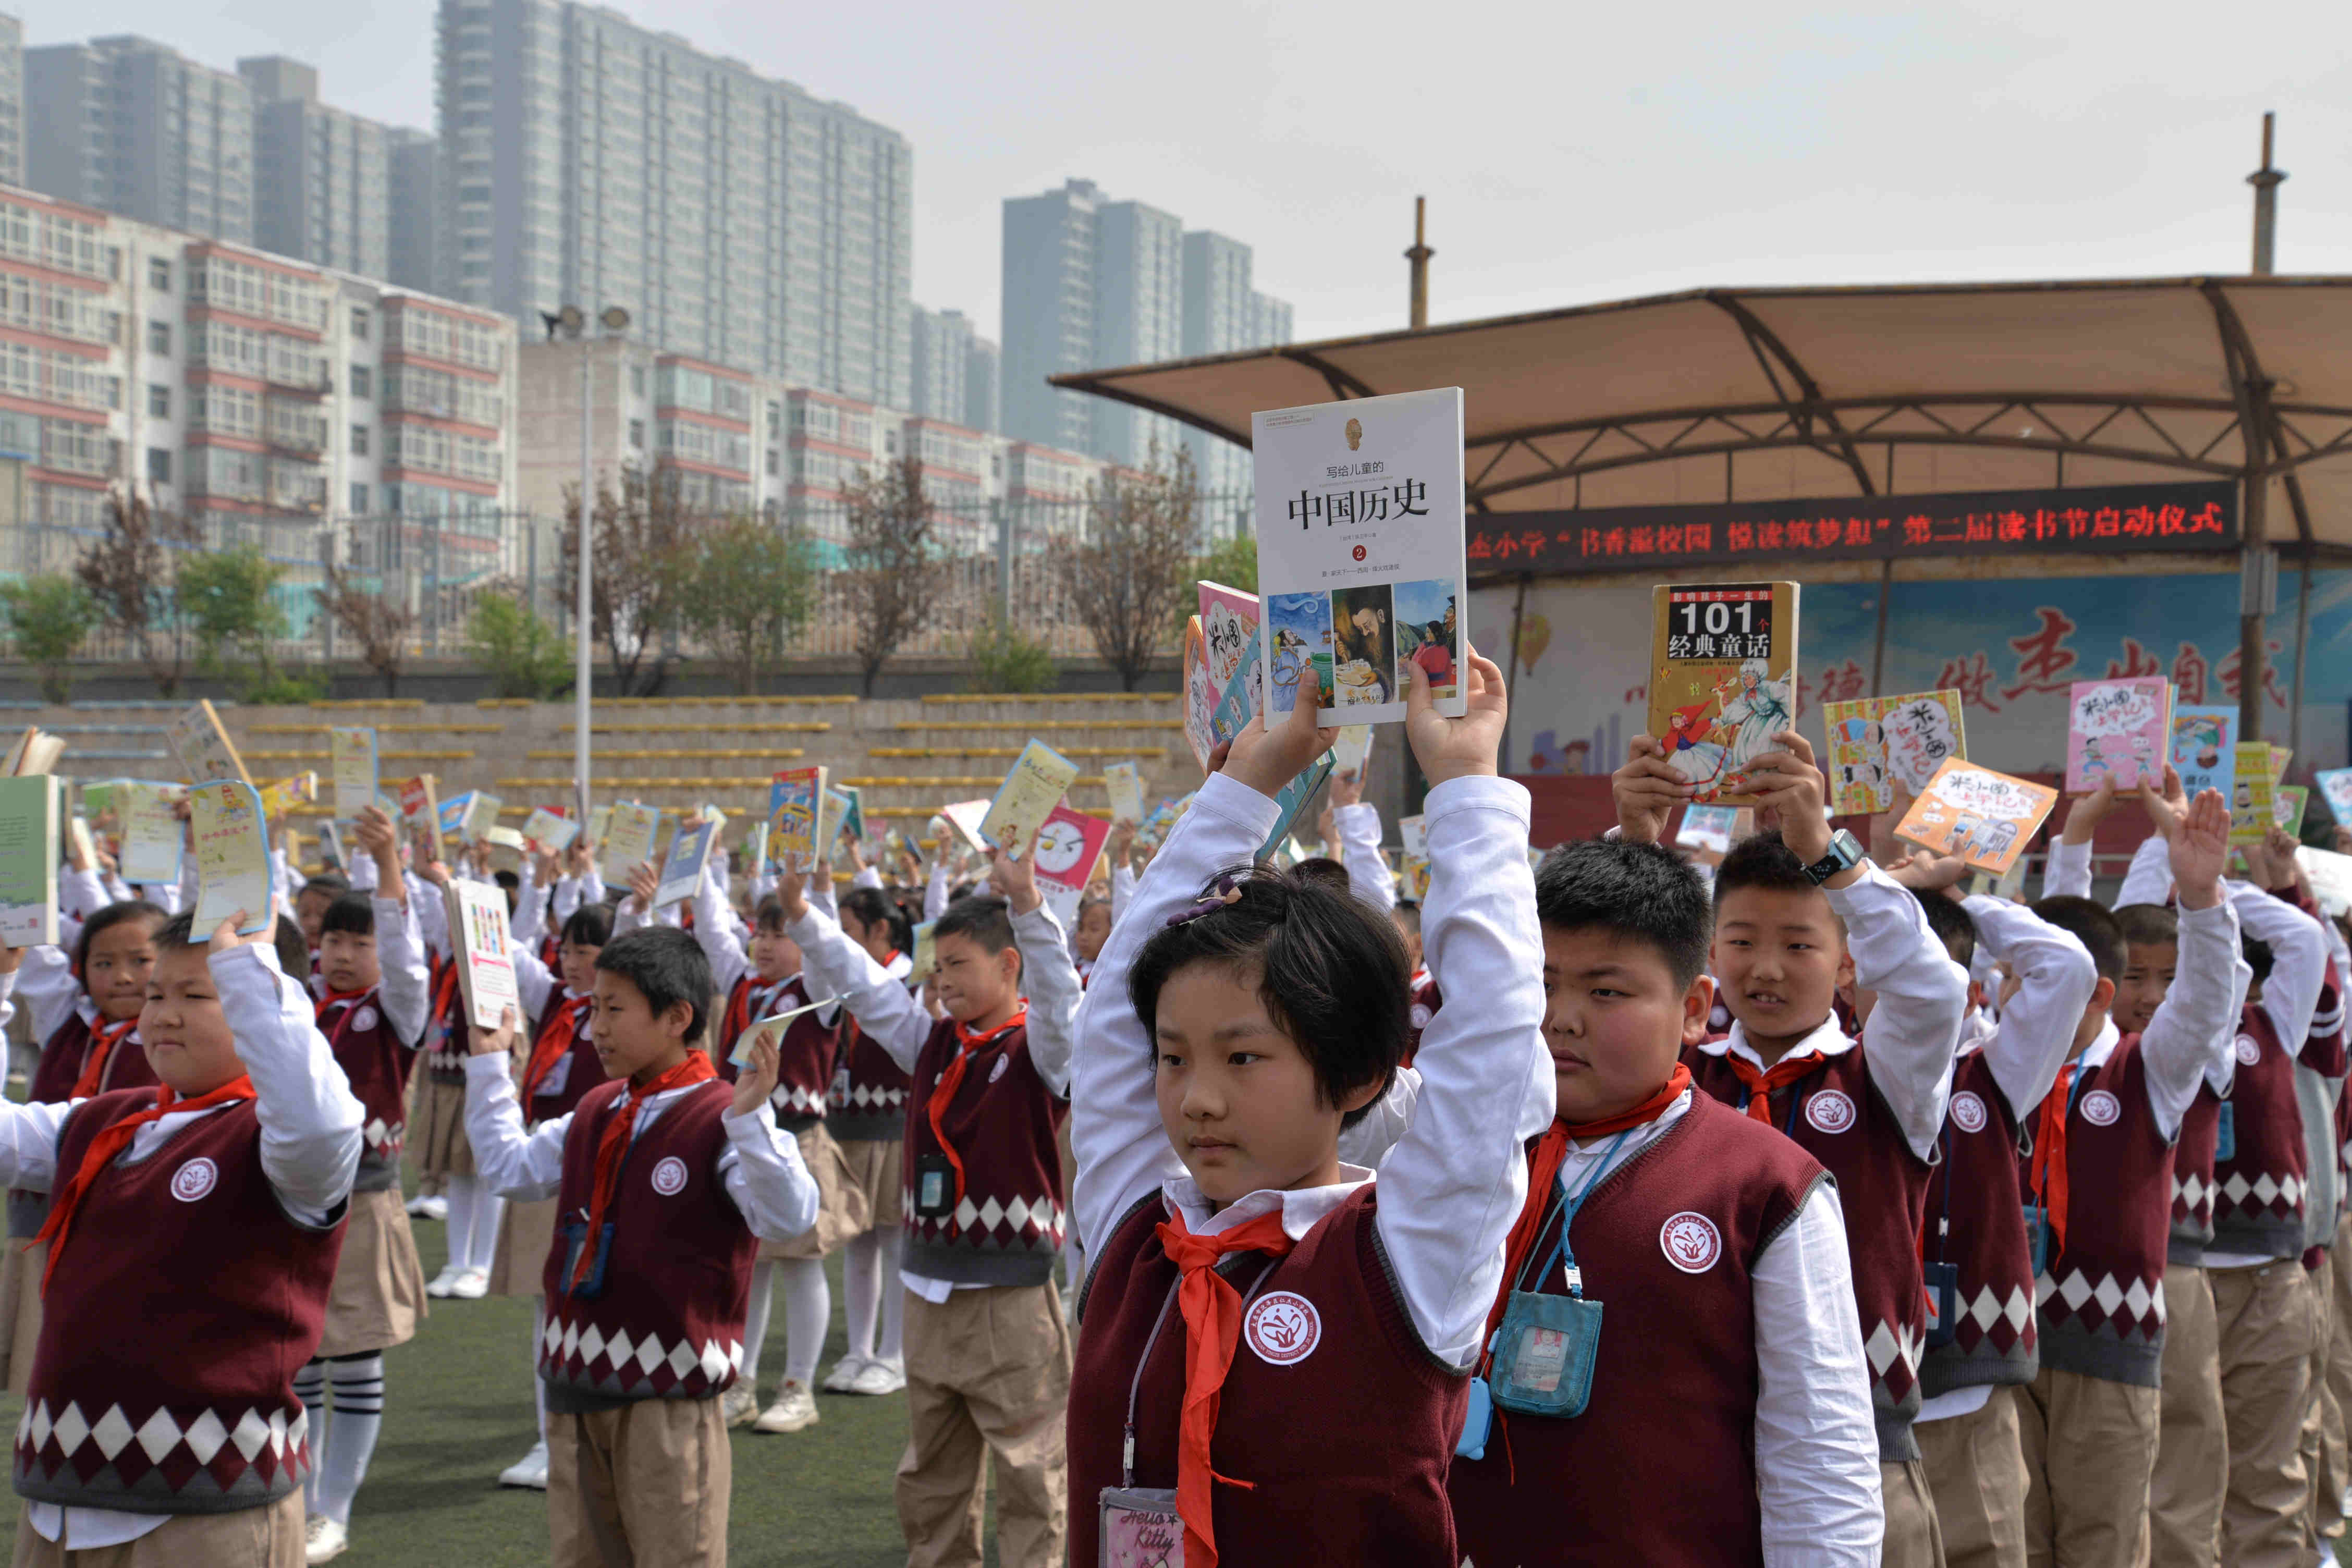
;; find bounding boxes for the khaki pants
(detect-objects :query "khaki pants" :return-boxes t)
[547,1396,729,1568]
[2303,1256,2336,1551]
[2018,1368,2160,1568]
[2211,1259,2316,1568]
[897,1282,1070,1568]
[2148,1264,2226,1568]
[1882,1456,1950,1568]
[10,1491,304,1567]
[1918,1392,2027,1567]
[2324,1221,2352,1541]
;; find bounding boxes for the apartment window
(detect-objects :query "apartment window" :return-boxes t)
[349,364,371,398]
[147,257,169,291]
[629,365,644,396]
[765,449,779,476]
[350,423,369,457]
[349,481,369,514]
[147,384,170,418]
[145,447,170,485]
[349,306,370,339]
[146,320,170,355]
[628,419,644,450]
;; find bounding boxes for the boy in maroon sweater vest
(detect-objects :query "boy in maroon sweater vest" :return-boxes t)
[0,908,363,1567]
[1615,726,1973,1564]
[783,871,1075,1568]
[466,926,818,1568]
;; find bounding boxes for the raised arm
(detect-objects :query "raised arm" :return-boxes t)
[2138,784,2248,1136]
[1964,893,2098,1120]
[1332,799,1398,913]
[781,867,930,1072]
[214,934,365,1223]
[985,849,1080,1099]
[0,959,69,1189]
[461,1011,570,1201]
[1839,861,1971,1159]
[2227,878,2331,1055]
[690,855,752,997]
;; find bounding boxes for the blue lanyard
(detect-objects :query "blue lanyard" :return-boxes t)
[1534,1131,1634,1300]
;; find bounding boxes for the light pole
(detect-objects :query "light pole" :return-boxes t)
[541,304,630,823]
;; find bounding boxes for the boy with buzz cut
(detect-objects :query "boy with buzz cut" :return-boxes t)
[1614,726,1973,1564]
[464,926,819,1568]
[1446,835,1884,1564]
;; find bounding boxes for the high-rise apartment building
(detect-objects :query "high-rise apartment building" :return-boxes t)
[387,129,440,294]
[0,16,25,188]
[436,0,913,407]
[1000,178,1098,457]
[963,336,999,436]
[27,36,254,243]
[909,305,1000,434]
[240,56,391,283]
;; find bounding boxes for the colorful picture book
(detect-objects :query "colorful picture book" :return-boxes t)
[2275,786,2310,837]
[1399,814,1426,860]
[1210,639,1264,751]
[2297,846,2352,919]
[329,727,378,819]
[256,772,317,819]
[654,816,718,907]
[116,782,183,885]
[1675,804,1742,855]
[767,766,826,872]
[909,920,938,984]
[836,786,865,846]
[1182,616,1217,771]
[2171,706,2236,803]
[1032,804,1111,899]
[1199,581,1261,694]
[1104,762,1145,828]
[165,701,249,787]
[1647,581,1800,807]
[935,800,991,857]
[189,778,272,936]
[1820,690,1967,815]
[521,807,579,854]
[443,878,519,1030]
[2228,741,2275,844]
[2316,768,2352,825]
[982,740,1081,862]
[1332,726,1375,779]
[601,800,663,883]
[0,774,60,947]
[2064,677,2171,793]
[1892,759,2061,877]
[1260,752,1336,862]
[1253,385,1468,726]
[395,775,442,847]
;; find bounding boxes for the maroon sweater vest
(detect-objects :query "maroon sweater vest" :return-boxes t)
[2019,1037,2174,1387]
[15,1090,345,1514]
[423,954,468,1085]
[1687,1038,1930,1461]
[318,987,418,1193]
[831,1017,913,1144]
[1405,976,1442,1067]
[2211,1005,2309,1259]
[901,1016,1067,1288]
[1918,1051,2038,1400]
[538,1077,755,1414]
[1071,1185,1466,1568]
[716,973,838,1132]
[1447,1094,1827,1567]
[525,993,607,1127]
[2169,1085,2223,1265]
[13,1013,154,1240]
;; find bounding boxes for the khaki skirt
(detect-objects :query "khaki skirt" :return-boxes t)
[835,1134,903,1233]
[761,1123,867,1261]
[411,1077,475,1179]
[490,1194,558,1298]
[0,1239,42,1394]
[318,1187,428,1357]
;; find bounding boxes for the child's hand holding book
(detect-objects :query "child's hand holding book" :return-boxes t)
[469,1005,520,1059]
[1611,733,1694,846]
[1403,644,1505,787]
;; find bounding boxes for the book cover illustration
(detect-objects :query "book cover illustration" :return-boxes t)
[329,727,378,820]
[1892,759,2060,877]
[117,782,183,885]
[1104,762,1145,828]
[654,817,718,906]
[602,800,664,883]
[1821,691,1967,815]
[1260,752,1336,862]
[2316,768,2352,825]
[909,921,938,985]
[1199,581,1261,692]
[1031,804,1112,902]
[767,766,826,872]
[189,778,272,935]
[2276,786,2310,836]
[982,740,1081,862]
[165,700,249,787]
[2230,742,2275,844]
[1647,582,1800,807]
[1136,794,1191,846]
[444,878,519,1029]
[1676,804,1742,855]
[522,807,579,855]
[2064,678,2171,793]
[1399,814,1426,859]
[1210,638,1264,751]
[1253,386,1467,726]
[837,786,865,846]
[2298,846,2352,918]
[1182,616,1217,770]
[2171,706,2236,803]
[1333,726,1375,779]
[585,805,612,853]
[257,772,317,819]
[934,800,991,858]
[0,774,60,947]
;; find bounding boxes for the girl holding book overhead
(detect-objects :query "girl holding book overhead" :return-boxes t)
[1067,653,1554,1566]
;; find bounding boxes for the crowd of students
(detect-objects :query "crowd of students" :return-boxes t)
[0,648,2345,1567]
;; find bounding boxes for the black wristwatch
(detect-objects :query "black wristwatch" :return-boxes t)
[1803,829,1868,886]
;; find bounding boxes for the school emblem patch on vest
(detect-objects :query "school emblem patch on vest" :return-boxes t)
[650,1156,689,1196]
[1659,1211,1723,1273]
[2080,1089,2123,1126]
[1243,1291,1321,1366]
[1805,1089,1857,1135]
[1949,1091,1988,1134]
[353,1006,378,1033]
[169,1157,218,1203]
[2235,1033,2262,1067]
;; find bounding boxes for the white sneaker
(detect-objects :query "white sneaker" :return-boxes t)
[424,1265,463,1298]
[819,1355,868,1394]
[720,1385,759,1428]
[419,1195,448,1221]
[752,1380,819,1432]
[849,1356,906,1396]
[403,1194,433,1217]
[305,1515,349,1564]
[498,1440,549,1489]
[448,1267,489,1300]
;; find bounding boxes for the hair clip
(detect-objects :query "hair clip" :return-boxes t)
[1165,876,1246,928]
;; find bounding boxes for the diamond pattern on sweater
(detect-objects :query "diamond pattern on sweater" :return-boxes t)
[180,1411,227,1467]
[230,1409,270,1463]
[2038,1268,2166,1339]
[538,1313,742,1399]
[15,1402,311,1496]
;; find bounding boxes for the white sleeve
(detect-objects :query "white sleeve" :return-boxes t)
[1011,902,1080,1098]
[579,866,607,907]
[1371,775,1555,1367]
[348,852,378,894]
[514,871,549,945]
[18,946,81,1049]
[175,844,200,914]
[2041,838,2093,901]
[140,879,183,916]
[717,1105,820,1242]
[0,1093,71,1190]
[2140,900,2249,1138]
[924,861,951,922]
[1109,864,1137,925]
[462,1051,569,1201]
[1334,1065,1420,1170]
[811,876,838,923]
[1964,896,2099,1120]
[58,864,107,927]
[512,941,556,1023]
[372,893,431,1048]
[2227,881,2331,1052]
[548,874,580,926]
[785,904,929,1072]
[690,863,751,997]
[851,865,883,891]
[1832,861,1971,1160]
[100,871,133,906]
[1333,802,1397,912]
[406,872,450,958]
[1753,1182,1887,1566]
[2117,835,2173,910]
[1072,771,1278,1258]
[214,941,365,1223]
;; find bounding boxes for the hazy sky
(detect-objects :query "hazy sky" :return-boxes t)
[26,0,2352,351]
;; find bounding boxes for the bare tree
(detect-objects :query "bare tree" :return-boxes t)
[1064,442,1201,691]
[316,562,415,696]
[840,455,940,697]
[558,465,704,697]
[75,490,195,695]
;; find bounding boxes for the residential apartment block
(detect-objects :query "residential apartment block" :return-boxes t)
[909,304,1000,435]
[0,16,24,188]
[27,35,255,244]
[240,56,393,283]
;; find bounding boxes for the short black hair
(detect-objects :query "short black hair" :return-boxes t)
[297,873,348,901]
[2030,896,2124,982]
[74,899,166,976]
[560,901,612,950]
[2114,904,2179,949]
[1076,896,1111,924]
[1290,857,1351,895]
[2243,935,2275,986]
[1913,890,1977,969]
[1712,827,1817,907]
[155,909,310,976]
[751,893,789,934]
[320,891,376,938]
[840,887,911,951]
[934,894,1016,963]
[1536,839,1712,988]
[595,926,713,1045]
[493,869,520,893]
[1128,863,1408,1130]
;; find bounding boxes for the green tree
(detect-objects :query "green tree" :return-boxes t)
[0,575,100,704]
[178,543,289,699]
[466,593,573,700]
[963,611,1058,694]
[679,517,817,694]
[1179,528,1257,638]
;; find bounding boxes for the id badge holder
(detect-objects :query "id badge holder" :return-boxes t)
[1488,1287,1602,1419]
[2022,1203,2050,1278]
[1922,1260,1960,1349]
[2216,1101,2236,1162]
[1098,1486,1182,1566]
[914,1151,955,1219]
[1454,1374,1494,1460]
[831,1065,851,1104]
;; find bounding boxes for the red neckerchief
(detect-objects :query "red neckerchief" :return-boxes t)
[927,1008,1028,1216]
[1153,1205,1297,1568]
[429,957,462,1026]
[568,1053,718,1289]
[721,972,794,1055]
[35,1076,256,1293]
[1726,1046,1830,1123]
[67,1015,141,1101]
[2029,1063,2079,1257]
[524,994,593,1100]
